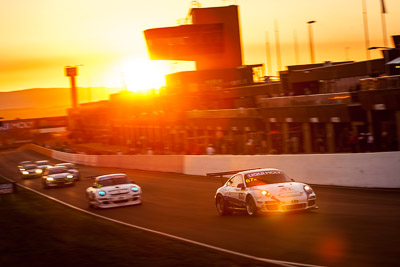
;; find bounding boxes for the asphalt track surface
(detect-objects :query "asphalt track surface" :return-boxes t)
[1,150,400,267]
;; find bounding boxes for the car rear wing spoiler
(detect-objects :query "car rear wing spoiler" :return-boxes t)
[206,168,262,178]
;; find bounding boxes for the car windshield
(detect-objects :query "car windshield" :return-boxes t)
[24,164,37,170]
[48,167,67,175]
[98,176,130,187]
[58,163,74,168]
[245,170,291,187]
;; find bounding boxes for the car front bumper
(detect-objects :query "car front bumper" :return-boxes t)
[91,194,142,209]
[257,197,318,213]
[21,173,41,179]
[44,180,74,187]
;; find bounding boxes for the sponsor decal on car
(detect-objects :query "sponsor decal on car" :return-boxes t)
[246,171,282,178]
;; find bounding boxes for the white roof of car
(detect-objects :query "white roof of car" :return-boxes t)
[237,168,282,176]
[96,173,127,180]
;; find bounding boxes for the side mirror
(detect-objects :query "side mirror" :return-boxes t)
[291,178,295,182]
[237,183,245,190]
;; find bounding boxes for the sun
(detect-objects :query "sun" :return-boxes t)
[120,57,169,93]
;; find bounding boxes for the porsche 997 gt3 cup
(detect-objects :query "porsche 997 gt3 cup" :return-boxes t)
[35,160,51,171]
[18,161,43,179]
[55,162,80,181]
[86,174,142,209]
[42,166,75,188]
[210,168,318,216]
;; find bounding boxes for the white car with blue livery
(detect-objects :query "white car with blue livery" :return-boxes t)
[209,168,318,216]
[86,173,142,209]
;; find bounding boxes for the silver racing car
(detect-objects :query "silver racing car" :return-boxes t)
[209,168,318,216]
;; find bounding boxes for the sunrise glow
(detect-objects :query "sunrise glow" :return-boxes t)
[120,58,169,93]
[0,1,399,92]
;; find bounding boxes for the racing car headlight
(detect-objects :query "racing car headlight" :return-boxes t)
[131,186,139,192]
[36,169,43,174]
[46,177,54,181]
[261,190,271,197]
[67,174,73,179]
[98,190,106,196]
[22,171,29,175]
[304,185,314,194]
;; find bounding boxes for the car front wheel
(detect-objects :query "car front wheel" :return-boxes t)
[246,195,258,216]
[216,194,232,216]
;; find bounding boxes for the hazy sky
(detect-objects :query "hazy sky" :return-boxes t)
[0,0,399,92]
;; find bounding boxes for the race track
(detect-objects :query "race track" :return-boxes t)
[1,149,400,267]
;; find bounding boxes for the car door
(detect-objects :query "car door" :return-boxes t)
[225,174,246,208]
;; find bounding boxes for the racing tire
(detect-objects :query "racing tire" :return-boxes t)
[88,200,99,209]
[246,195,258,216]
[215,194,232,216]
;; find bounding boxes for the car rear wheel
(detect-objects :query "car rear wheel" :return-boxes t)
[246,195,258,216]
[216,194,232,215]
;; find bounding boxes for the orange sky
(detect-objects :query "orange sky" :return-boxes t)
[0,0,399,93]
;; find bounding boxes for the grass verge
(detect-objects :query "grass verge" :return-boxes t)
[0,178,268,267]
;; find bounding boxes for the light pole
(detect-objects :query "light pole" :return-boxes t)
[362,0,371,60]
[65,65,83,109]
[307,20,316,64]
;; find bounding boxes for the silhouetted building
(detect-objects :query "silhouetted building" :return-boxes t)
[66,6,400,154]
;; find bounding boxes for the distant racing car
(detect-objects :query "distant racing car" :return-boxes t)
[209,168,318,216]
[18,161,42,179]
[42,166,75,188]
[86,173,142,209]
[35,160,51,171]
[55,162,80,181]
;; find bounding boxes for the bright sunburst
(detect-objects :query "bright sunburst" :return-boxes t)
[120,57,168,93]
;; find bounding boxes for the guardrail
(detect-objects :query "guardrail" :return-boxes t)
[360,75,400,91]
[20,144,400,189]
[257,92,353,108]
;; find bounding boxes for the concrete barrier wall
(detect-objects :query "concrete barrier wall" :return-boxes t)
[51,150,185,173]
[52,151,98,166]
[19,144,52,157]
[183,152,400,188]
[23,144,400,188]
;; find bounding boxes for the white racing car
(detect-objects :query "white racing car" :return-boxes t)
[86,173,142,209]
[209,168,318,216]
